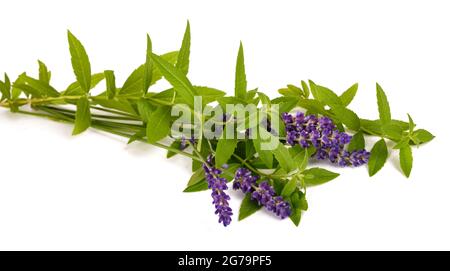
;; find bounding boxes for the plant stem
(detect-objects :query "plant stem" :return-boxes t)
[14,108,203,162]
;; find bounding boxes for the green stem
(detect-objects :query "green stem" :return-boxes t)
[231,153,269,177]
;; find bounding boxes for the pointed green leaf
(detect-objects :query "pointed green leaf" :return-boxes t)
[176,21,190,75]
[289,191,307,226]
[368,138,388,176]
[235,42,247,99]
[348,130,365,152]
[167,140,183,158]
[281,178,297,198]
[137,98,154,123]
[238,194,262,221]
[127,129,146,144]
[407,113,415,133]
[0,73,11,101]
[331,106,360,130]
[146,105,171,143]
[253,137,273,168]
[15,74,59,97]
[301,80,310,98]
[143,34,153,94]
[65,73,105,96]
[38,60,51,84]
[67,30,91,93]
[273,143,296,173]
[340,83,358,106]
[376,83,391,125]
[400,145,413,178]
[187,167,205,186]
[314,85,342,106]
[393,137,410,149]
[104,70,116,99]
[119,52,179,96]
[184,164,239,192]
[215,138,238,167]
[412,129,435,144]
[151,53,196,107]
[303,168,339,186]
[72,96,91,135]
[120,65,144,96]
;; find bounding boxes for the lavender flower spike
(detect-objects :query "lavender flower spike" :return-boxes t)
[282,112,370,167]
[202,155,233,226]
[233,168,291,219]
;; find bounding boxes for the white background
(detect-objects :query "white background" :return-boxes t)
[0,0,449,250]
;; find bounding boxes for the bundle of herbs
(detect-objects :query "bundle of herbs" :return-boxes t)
[0,22,434,226]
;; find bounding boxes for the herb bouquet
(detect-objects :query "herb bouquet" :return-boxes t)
[0,22,434,227]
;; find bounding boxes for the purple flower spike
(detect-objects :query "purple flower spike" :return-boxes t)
[233,168,292,220]
[202,155,233,226]
[282,112,371,167]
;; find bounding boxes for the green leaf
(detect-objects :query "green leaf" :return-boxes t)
[360,119,409,137]
[368,139,388,176]
[293,148,309,172]
[151,53,197,107]
[176,21,190,75]
[297,99,327,116]
[273,143,296,173]
[104,70,116,99]
[253,137,273,168]
[127,129,146,144]
[120,65,144,96]
[315,85,342,106]
[72,96,91,135]
[407,113,415,133]
[119,52,179,96]
[187,167,205,186]
[331,106,360,130]
[146,105,171,143]
[194,86,226,104]
[301,80,310,98]
[238,194,262,221]
[143,34,153,94]
[376,83,391,125]
[303,168,340,186]
[281,178,297,198]
[393,138,410,149]
[67,30,91,93]
[399,145,413,178]
[183,181,208,192]
[92,96,137,116]
[65,73,105,96]
[137,98,154,123]
[412,129,435,144]
[340,83,358,106]
[215,138,238,168]
[235,42,247,99]
[38,60,51,84]
[289,191,307,226]
[348,130,365,152]
[167,140,183,158]
[15,74,59,97]
[382,123,404,141]
[183,164,239,192]
[0,73,11,101]
[278,86,301,97]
